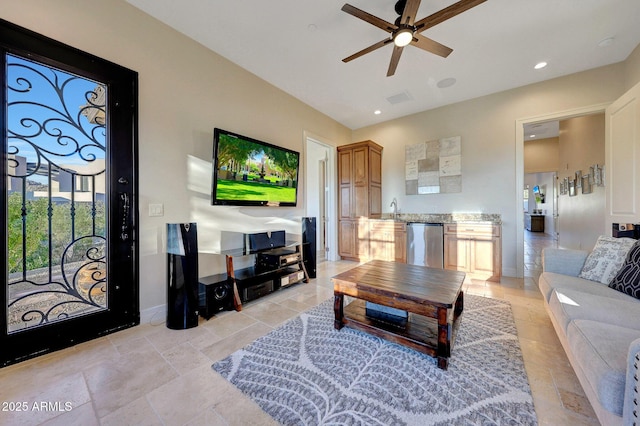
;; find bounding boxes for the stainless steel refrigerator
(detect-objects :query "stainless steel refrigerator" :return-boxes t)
[406,223,444,268]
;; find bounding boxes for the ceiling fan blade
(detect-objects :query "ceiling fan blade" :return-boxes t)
[414,0,486,33]
[341,4,396,33]
[387,45,404,77]
[400,0,422,26]
[411,33,453,58]
[343,38,393,63]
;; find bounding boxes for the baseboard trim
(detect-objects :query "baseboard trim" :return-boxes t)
[141,304,165,326]
[502,267,518,278]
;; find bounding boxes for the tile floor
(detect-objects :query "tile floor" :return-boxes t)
[0,235,599,425]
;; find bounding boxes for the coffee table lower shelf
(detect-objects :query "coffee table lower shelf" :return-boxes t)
[340,299,462,364]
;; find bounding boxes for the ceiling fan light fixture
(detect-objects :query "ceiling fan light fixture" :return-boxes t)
[394,28,413,47]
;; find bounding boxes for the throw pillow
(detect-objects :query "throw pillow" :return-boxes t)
[609,240,640,299]
[578,236,637,284]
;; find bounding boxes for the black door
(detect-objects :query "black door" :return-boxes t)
[0,19,139,366]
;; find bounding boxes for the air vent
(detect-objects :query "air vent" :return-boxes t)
[386,91,413,105]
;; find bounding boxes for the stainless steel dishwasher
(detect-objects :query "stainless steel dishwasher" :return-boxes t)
[406,223,444,268]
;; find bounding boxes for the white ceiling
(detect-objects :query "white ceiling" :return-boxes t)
[524,121,559,141]
[127,0,640,130]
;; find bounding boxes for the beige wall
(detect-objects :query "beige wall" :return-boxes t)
[624,43,640,90]
[557,115,606,250]
[524,138,559,174]
[1,0,352,312]
[352,64,629,276]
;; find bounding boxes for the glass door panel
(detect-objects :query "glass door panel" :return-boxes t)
[6,54,108,333]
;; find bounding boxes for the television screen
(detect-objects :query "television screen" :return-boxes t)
[212,128,300,206]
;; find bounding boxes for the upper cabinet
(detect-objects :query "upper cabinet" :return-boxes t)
[337,140,383,220]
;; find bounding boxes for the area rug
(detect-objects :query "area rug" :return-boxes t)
[212,294,537,425]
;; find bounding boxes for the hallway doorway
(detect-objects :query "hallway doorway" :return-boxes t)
[305,134,337,262]
[515,103,609,277]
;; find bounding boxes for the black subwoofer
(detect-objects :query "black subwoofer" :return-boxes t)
[302,217,317,278]
[199,273,234,319]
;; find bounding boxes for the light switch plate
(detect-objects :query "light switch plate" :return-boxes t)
[149,203,164,217]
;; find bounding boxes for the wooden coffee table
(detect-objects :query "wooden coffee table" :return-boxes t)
[332,259,466,370]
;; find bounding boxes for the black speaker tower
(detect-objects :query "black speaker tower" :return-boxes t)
[166,223,199,329]
[302,217,317,278]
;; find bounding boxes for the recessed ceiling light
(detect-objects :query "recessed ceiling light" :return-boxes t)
[598,37,615,47]
[374,110,382,115]
[437,77,457,88]
[534,62,547,70]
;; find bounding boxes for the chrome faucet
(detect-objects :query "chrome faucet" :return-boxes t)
[390,198,398,219]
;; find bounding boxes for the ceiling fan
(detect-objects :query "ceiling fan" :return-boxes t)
[341,0,487,76]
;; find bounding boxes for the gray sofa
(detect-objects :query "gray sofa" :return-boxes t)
[539,247,640,425]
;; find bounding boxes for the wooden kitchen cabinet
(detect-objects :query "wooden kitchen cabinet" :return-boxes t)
[338,219,370,260]
[337,141,383,261]
[338,220,356,258]
[368,220,407,263]
[443,223,501,281]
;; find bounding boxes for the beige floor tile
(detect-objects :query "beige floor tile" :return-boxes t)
[0,244,602,425]
[100,396,163,426]
[534,394,600,425]
[241,300,301,327]
[162,342,214,375]
[185,407,228,426]
[84,349,178,418]
[40,402,99,426]
[209,375,279,426]
[200,311,258,339]
[0,372,91,426]
[200,322,273,362]
[145,322,213,353]
[146,365,222,426]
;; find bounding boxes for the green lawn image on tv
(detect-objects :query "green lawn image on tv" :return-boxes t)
[216,133,298,202]
[216,179,296,202]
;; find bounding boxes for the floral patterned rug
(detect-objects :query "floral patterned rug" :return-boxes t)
[212,294,537,425]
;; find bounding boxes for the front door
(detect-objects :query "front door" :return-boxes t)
[0,20,138,366]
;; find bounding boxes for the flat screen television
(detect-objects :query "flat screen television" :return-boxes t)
[212,128,300,206]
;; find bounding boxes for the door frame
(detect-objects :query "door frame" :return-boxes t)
[304,132,338,261]
[515,102,610,277]
[0,18,139,366]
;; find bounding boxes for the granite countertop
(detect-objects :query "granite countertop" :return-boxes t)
[378,213,502,224]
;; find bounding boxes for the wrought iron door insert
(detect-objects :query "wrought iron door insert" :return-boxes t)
[6,54,108,332]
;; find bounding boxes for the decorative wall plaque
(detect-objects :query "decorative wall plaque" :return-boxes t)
[405,136,461,195]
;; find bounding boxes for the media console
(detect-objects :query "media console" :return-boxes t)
[199,230,309,317]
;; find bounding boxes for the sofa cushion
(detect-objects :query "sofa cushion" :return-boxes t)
[548,287,640,332]
[566,320,640,416]
[609,240,640,299]
[542,248,589,276]
[578,236,636,284]
[539,271,634,303]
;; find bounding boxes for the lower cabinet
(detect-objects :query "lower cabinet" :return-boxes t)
[338,220,356,258]
[338,219,369,261]
[444,223,501,281]
[338,219,406,263]
[368,220,406,263]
